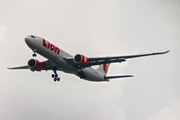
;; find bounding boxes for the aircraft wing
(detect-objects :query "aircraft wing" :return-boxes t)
[87,50,170,66]
[8,65,30,69]
[8,60,55,70]
[65,50,169,67]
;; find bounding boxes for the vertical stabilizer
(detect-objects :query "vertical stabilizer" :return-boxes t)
[96,64,110,76]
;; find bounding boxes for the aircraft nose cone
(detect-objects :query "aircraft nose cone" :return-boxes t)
[24,37,29,44]
[24,36,32,46]
[24,37,28,42]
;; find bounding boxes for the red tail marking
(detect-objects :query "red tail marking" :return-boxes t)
[103,64,109,75]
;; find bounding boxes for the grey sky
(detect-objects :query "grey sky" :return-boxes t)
[0,0,180,120]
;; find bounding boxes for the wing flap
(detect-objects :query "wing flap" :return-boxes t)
[89,58,126,66]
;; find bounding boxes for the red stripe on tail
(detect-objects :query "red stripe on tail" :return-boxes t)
[103,64,110,75]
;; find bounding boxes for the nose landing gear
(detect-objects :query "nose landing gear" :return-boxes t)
[32,49,37,57]
[52,67,60,82]
[32,53,37,57]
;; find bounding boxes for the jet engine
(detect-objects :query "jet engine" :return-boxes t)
[28,59,42,71]
[74,54,89,67]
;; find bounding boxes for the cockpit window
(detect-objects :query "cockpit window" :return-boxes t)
[31,35,35,38]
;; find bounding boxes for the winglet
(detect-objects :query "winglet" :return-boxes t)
[153,50,170,55]
[165,50,170,53]
[160,50,170,54]
[7,67,11,69]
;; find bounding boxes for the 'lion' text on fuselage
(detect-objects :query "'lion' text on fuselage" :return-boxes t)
[43,39,60,54]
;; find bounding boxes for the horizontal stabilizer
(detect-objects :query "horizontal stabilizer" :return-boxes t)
[105,75,133,79]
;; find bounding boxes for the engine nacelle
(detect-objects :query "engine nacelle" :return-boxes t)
[28,59,42,71]
[74,54,89,67]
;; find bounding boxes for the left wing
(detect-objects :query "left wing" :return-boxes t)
[7,66,30,70]
[8,60,55,71]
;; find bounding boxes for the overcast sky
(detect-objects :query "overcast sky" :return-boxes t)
[0,0,180,120]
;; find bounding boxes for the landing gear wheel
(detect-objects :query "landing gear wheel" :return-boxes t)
[52,67,60,82]
[52,74,55,78]
[32,54,37,57]
[32,49,37,57]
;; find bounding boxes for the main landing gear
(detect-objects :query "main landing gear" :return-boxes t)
[52,67,60,82]
[32,49,37,57]
[78,69,86,79]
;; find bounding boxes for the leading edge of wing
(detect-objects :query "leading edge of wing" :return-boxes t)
[88,50,170,61]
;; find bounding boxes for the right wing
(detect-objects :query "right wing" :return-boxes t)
[8,60,55,70]
[64,50,170,67]
[87,50,170,66]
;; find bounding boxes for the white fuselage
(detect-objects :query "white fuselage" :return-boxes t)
[25,35,107,81]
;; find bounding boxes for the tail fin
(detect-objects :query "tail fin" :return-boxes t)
[96,64,110,76]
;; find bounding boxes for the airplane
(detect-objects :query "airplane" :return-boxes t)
[8,35,169,82]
